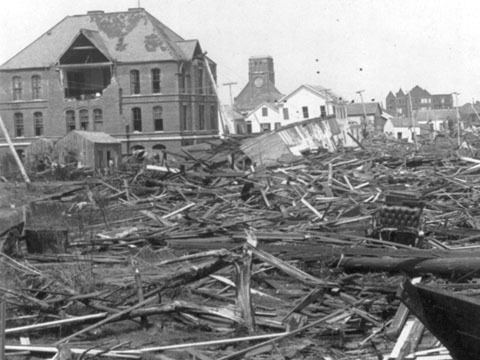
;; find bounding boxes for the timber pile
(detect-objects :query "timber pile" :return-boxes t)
[4,136,480,359]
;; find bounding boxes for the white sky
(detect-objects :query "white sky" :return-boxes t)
[2,0,480,106]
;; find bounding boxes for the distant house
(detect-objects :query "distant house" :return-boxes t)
[384,117,420,142]
[413,109,458,133]
[222,105,245,134]
[277,84,339,126]
[245,102,281,134]
[346,102,388,134]
[459,102,480,129]
[55,130,121,169]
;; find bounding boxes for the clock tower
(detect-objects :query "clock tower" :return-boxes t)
[234,55,283,113]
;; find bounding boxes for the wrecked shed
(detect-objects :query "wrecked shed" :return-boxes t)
[55,130,121,169]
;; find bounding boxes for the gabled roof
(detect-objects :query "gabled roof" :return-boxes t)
[234,79,283,113]
[247,101,279,117]
[346,102,382,116]
[1,8,205,69]
[72,130,121,144]
[176,40,202,60]
[396,88,405,97]
[279,84,339,103]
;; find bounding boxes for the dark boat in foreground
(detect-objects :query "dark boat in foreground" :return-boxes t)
[400,280,480,360]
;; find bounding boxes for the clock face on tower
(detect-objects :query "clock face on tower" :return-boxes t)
[254,77,264,88]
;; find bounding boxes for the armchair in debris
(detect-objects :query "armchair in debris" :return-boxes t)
[368,190,425,248]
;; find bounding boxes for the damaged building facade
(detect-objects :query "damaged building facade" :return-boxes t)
[0,8,219,157]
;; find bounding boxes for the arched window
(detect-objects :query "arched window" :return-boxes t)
[14,113,24,137]
[79,109,89,130]
[34,112,43,136]
[132,107,142,132]
[130,70,140,94]
[197,64,203,94]
[152,144,166,150]
[31,75,41,99]
[12,76,22,100]
[151,68,161,93]
[131,145,145,151]
[153,106,163,131]
[66,110,75,132]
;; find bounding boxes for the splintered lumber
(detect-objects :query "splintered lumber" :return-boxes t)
[233,246,255,333]
[248,245,335,287]
[0,115,30,183]
[5,345,139,359]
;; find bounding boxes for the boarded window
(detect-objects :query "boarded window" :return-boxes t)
[260,123,271,132]
[320,105,326,118]
[12,76,22,100]
[79,109,89,130]
[283,108,289,120]
[153,106,163,131]
[130,70,140,94]
[34,112,43,136]
[274,122,281,130]
[32,75,41,99]
[246,121,252,134]
[132,107,142,132]
[66,110,75,132]
[14,112,24,137]
[151,68,161,93]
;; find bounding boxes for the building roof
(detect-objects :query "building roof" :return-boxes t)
[73,130,121,144]
[390,117,418,128]
[247,101,279,117]
[346,102,382,116]
[279,84,339,103]
[1,8,204,70]
[234,79,283,113]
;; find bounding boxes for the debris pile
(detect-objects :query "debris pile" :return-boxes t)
[3,136,480,359]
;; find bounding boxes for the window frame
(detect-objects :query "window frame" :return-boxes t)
[302,106,309,119]
[151,68,161,93]
[14,112,24,137]
[34,112,43,136]
[132,107,142,132]
[153,106,163,131]
[66,110,76,132]
[79,109,89,130]
[12,76,22,101]
[130,70,140,94]
[31,75,41,99]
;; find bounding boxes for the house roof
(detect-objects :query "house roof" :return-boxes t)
[1,8,204,70]
[346,102,382,116]
[279,84,339,103]
[247,101,279,117]
[73,130,121,144]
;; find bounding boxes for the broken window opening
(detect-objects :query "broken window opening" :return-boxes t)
[79,109,89,130]
[152,68,161,93]
[66,110,76,132]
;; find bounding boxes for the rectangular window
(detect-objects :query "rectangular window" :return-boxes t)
[34,112,43,136]
[79,109,89,130]
[151,68,161,93]
[302,106,309,119]
[262,107,268,117]
[260,123,271,132]
[179,68,186,93]
[153,106,163,131]
[130,70,140,94]
[132,107,142,132]
[246,121,252,134]
[181,105,188,131]
[283,108,289,120]
[274,122,281,130]
[14,113,24,137]
[198,65,204,94]
[397,132,402,140]
[210,105,217,129]
[12,76,22,101]
[320,105,326,118]
[32,75,41,99]
[198,105,205,130]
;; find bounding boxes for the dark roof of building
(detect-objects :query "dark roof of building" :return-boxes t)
[346,102,382,116]
[234,79,283,113]
[1,8,204,69]
[390,117,418,128]
[396,89,405,97]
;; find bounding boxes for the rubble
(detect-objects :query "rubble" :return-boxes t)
[2,134,480,359]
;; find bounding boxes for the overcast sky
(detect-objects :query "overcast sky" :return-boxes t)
[2,0,480,106]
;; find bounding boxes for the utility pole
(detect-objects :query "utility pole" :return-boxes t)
[407,91,417,149]
[453,92,461,147]
[356,90,368,138]
[222,82,237,107]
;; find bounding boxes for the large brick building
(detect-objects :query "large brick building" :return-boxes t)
[0,8,219,156]
[386,85,453,116]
